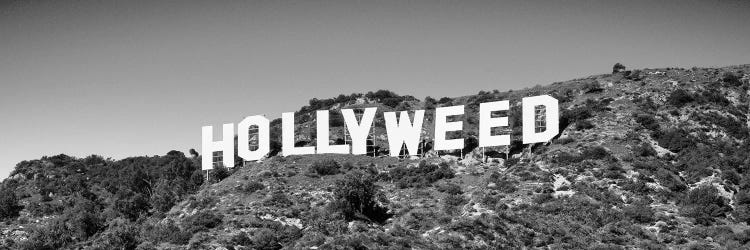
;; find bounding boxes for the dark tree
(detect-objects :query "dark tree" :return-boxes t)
[612,63,626,74]
[0,185,22,220]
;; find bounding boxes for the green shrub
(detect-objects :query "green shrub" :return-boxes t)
[624,69,642,80]
[655,168,687,192]
[556,137,576,144]
[250,228,283,250]
[341,161,355,171]
[698,89,731,106]
[633,143,656,157]
[437,183,463,195]
[438,97,453,104]
[603,163,625,179]
[612,63,626,74]
[487,172,519,193]
[655,129,693,153]
[263,191,293,208]
[532,193,554,204]
[504,158,520,167]
[27,201,64,216]
[583,82,604,93]
[443,194,467,215]
[667,89,695,107]
[681,185,731,225]
[572,182,622,206]
[634,113,659,131]
[0,186,22,220]
[92,218,140,249]
[228,232,253,247]
[623,203,655,223]
[575,120,595,131]
[310,159,340,176]
[387,161,455,189]
[581,146,611,160]
[151,180,177,213]
[692,111,750,140]
[238,181,265,194]
[140,219,192,245]
[632,159,662,172]
[722,72,743,87]
[183,210,223,233]
[558,146,613,164]
[19,222,71,250]
[187,195,219,210]
[210,164,231,183]
[331,171,390,223]
[622,179,651,195]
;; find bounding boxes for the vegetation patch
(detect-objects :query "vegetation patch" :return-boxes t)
[384,161,456,188]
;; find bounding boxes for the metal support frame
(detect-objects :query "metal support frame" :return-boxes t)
[535,105,546,133]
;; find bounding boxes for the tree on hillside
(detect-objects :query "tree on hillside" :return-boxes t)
[612,63,626,74]
[331,171,390,223]
[0,184,22,220]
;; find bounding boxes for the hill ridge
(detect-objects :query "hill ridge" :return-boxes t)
[1,63,750,249]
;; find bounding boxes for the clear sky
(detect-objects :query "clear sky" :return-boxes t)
[1,0,748,178]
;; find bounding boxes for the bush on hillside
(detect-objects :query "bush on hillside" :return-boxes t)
[487,172,519,193]
[698,89,731,106]
[633,143,657,157]
[623,202,655,223]
[560,98,612,131]
[237,181,265,194]
[667,89,695,107]
[330,171,390,223]
[681,185,731,225]
[140,219,192,245]
[624,69,642,80]
[386,161,455,188]
[575,120,595,131]
[634,113,659,131]
[0,186,22,220]
[438,97,453,104]
[263,191,294,208]
[581,146,610,159]
[655,129,693,153]
[437,183,463,195]
[183,210,223,233]
[91,218,140,250]
[151,180,178,213]
[722,72,743,87]
[443,194,467,215]
[187,195,219,210]
[692,111,750,140]
[210,163,231,183]
[612,63,626,74]
[310,159,340,176]
[655,168,687,192]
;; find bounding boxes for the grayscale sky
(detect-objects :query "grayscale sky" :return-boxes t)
[1,0,749,178]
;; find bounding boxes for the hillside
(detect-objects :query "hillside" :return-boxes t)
[1,64,750,249]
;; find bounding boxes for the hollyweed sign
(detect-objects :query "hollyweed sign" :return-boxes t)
[201,95,559,170]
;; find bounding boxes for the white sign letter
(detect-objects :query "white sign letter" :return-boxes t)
[523,95,559,144]
[316,110,349,154]
[238,116,270,161]
[282,112,315,156]
[201,123,235,170]
[479,101,510,147]
[342,107,377,155]
[384,110,424,156]
[434,105,465,151]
